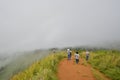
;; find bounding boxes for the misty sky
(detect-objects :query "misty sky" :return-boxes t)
[0,0,120,53]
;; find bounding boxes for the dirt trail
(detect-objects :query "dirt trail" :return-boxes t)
[57,57,96,80]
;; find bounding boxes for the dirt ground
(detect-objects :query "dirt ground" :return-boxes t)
[57,57,96,80]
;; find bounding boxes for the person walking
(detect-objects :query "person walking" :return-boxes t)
[69,49,72,59]
[86,50,90,61]
[67,49,71,60]
[75,52,79,64]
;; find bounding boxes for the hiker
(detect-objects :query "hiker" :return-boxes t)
[67,49,71,60]
[75,52,79,64]
[86,50,90,61]
[69,49,72,59]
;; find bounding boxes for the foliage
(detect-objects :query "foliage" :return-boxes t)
[89,50,120,80]
[10,52,66,80]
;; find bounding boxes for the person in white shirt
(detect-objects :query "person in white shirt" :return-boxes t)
[86,50,90,61]
[75,52,79,64]
[69,49,72,59]
[67,49,71,60]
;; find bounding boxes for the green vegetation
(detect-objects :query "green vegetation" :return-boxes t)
[10,51,66,80]
[89,50,120,80]
[91,68,110,80]
[7,49,120,80]
[0,51,49,80]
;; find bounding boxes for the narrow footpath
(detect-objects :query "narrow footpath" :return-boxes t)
[57,57,96,80]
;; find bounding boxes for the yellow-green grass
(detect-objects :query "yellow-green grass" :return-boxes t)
[91,68,111,80]
[0,51,49,80]
[88,50,120,80]
[78,50,119,80]
[10,51,66,80]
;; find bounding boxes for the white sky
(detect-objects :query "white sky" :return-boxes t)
[0,0,120,53]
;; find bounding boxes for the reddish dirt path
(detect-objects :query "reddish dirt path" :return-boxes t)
[57,57,96,80]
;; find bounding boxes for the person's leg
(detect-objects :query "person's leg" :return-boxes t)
[76,59,77,64]
[86,56,87,60]
[70,54,71,60]
[87,56,89,60]
[70,53,72,58]
[77,59,79,64]
[68,54,71,60]
[68,54,69,60]
[86,55,89,61]
[76,59,79,64]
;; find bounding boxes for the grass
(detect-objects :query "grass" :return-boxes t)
[10,51,66,80]
[77,50,120,80]
[0,51,49,80]
[91,68,111,80]
[6,49,120,80]
[88,50,120,80]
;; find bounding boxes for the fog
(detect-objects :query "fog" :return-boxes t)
[0,0,120,54]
